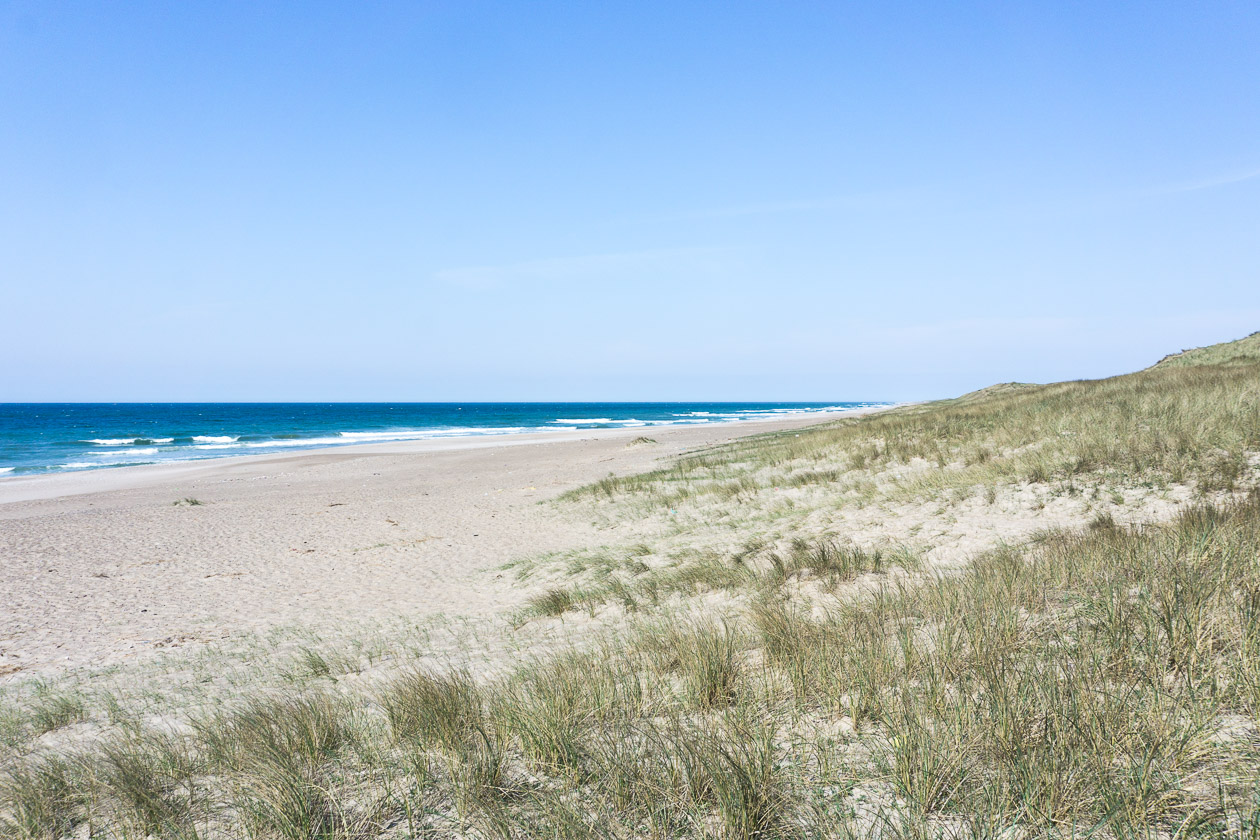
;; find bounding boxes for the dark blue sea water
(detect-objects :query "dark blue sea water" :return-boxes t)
[0,403,884,476]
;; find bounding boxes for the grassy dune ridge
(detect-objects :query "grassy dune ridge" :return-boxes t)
[564,353,1260,510]
[1149,331,1260,370]
[3,336,1260,838]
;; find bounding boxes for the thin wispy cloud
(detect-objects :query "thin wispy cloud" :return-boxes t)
[1146,166,1260,196]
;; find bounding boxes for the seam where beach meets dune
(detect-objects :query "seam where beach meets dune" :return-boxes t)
[2,334,1260,838]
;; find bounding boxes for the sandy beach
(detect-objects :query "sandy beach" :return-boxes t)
[0,409,884,678]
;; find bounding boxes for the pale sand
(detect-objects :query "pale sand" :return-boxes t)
[0,409,887,677]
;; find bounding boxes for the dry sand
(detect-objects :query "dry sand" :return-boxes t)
[0,410,886,678]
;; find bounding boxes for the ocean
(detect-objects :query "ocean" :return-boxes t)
[0,402,883,476]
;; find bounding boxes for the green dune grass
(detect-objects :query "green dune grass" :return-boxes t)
[1150,330,1260,369]
[4,333,1260,839]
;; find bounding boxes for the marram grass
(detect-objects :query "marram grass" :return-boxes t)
[7,495,1260,837]
[4,335,1260,838]
[561,352,1260,513]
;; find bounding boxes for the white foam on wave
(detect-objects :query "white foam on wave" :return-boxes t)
[53,408,892,473]
[340,430,435,442]
[242,437,344,448]
[232,427,537,449]
[187,429,542,452]
[59,460,155,471]
[667,405,881,422]
[337,427,526,442]
[0,467,13,474]
[413,427,528,439]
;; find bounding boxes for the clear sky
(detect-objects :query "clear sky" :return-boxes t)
[2,1,1258,401]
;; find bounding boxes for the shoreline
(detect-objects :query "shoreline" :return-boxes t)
[0,404,895,675]
[0,405,893,506]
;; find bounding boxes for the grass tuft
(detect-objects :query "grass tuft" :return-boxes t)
[27,689,87,736]
[94,731,202,837]
[0,754,85,840]
[524,587,577,617]
[639,619,743,710]
[381,667,483,752]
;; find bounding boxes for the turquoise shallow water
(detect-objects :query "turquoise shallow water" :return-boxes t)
[0,402,884,476]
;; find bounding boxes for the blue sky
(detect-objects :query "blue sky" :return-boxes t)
[2,1,1258,401]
